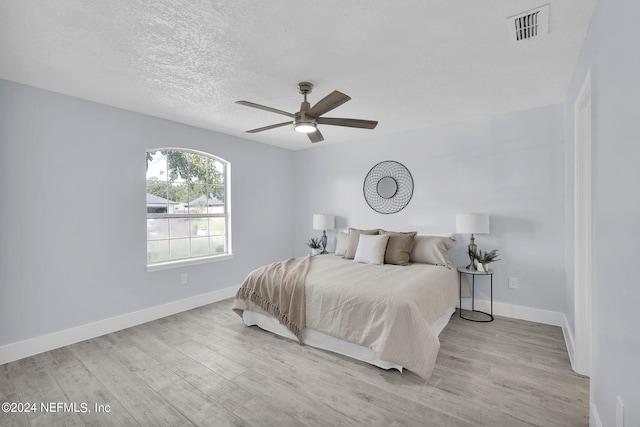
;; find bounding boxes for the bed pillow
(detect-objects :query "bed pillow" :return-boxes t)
[379,230,417,266]
[410,234,456,266]
[344,228,379,259]
[353,234,390,265]
[334,230,349,256]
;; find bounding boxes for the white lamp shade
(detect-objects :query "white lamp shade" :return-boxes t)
[456,213,490,234]
[313,214,335,230]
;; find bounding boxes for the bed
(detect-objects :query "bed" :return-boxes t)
[232,230,459,382]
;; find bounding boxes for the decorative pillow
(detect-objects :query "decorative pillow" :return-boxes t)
[353,234,390,265]
[334,230,349,256]
[344,228,379,259]
[410,234,456,266]
[379,230,417,266]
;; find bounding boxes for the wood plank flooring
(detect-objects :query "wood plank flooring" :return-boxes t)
[0,298,589,426]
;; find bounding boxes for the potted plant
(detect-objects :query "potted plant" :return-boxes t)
[306,238,323,255]
[469,248,500,272]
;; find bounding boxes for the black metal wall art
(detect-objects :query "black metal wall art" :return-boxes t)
[363,160,414,214]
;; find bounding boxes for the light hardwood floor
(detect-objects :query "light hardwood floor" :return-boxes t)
[1,298,589,426]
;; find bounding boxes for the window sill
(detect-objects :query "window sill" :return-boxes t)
[146,254,234,272]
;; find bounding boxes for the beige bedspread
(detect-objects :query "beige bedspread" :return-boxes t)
[233,255,458,381]
[234,256,311,343]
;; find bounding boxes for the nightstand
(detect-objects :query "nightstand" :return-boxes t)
[457,267,494,322]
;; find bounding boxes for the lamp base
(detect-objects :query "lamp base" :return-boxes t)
[320,230,328,254]
[466,236,477,271]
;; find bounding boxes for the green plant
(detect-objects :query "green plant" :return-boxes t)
[305,238,322,249]
[469,248,501,268]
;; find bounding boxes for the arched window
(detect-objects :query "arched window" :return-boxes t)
[146,149,231,269]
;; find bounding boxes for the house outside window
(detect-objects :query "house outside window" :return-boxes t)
[146,149,231,269]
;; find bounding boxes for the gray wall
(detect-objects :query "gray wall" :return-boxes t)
[564,0,640,424]
[0,79,295,346]
[293,105,566,312]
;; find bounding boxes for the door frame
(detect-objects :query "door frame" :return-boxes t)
[573,67,593,377]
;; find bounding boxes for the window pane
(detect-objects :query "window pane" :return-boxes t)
[207,186,225,214]
[146,151,167,181]
[213,160,224,175]
[209,236,226,254]
[209,160,224,186]
[191,237,210,256]
[147,219,168,240]
[208,218,225,235]
[189,153,210,185]
[167,152,189,183]
[193,219,208,237]
[169,183,189,213]
[170,238,190,260]
[147,181,170,213]
[148,240,169,263]
[188,184,208,213]
[169,218,190,238]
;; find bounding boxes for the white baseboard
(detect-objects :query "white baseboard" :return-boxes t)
[459,297,565,326]
[3,291,570,366]
[0,285,240,366]
[561,313,577,371]
[590,402,602,427]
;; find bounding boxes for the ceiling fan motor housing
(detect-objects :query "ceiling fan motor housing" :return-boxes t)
[297,81,313,95]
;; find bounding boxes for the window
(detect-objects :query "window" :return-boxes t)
[146,149,231,268]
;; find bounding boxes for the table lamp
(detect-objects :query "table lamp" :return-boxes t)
[313,214,335,254]
[456,213,490,270]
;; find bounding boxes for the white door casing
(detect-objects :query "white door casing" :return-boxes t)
[573,68,592,377]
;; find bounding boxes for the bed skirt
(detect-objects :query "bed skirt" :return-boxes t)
[242,304,456,372]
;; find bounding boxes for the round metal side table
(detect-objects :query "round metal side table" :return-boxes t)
[458,267,494,322]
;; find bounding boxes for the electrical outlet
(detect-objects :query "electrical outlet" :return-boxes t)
[508,276,519,289]
[616,395,624,427]
[181,273,188,285]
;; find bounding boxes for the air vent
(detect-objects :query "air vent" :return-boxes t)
[508,4,549,41]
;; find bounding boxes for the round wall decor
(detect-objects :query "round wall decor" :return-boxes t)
[363,160,414,214]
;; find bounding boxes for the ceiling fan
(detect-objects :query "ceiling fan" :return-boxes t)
[236,82,378,143]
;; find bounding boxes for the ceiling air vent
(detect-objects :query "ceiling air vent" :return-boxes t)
[508,4,549,41]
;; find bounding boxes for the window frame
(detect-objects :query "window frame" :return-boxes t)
[145,148,232,271]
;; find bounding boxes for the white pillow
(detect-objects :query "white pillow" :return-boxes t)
[334,230,349,256]
[353,234,390,265]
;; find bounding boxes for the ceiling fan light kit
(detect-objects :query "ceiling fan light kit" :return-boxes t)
[236,82,378,143]
[294,122,317,133]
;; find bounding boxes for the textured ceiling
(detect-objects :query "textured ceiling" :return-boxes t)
[0,0,595,150]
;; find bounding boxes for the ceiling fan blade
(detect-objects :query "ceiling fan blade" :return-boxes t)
[246,121,292,133]
[307,129,324,143]
[317,117,378,129]
[236,101,294,118]
[307,91,351,118]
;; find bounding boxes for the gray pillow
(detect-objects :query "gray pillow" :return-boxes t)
[379,230,417,266]
[409,234,456,266]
